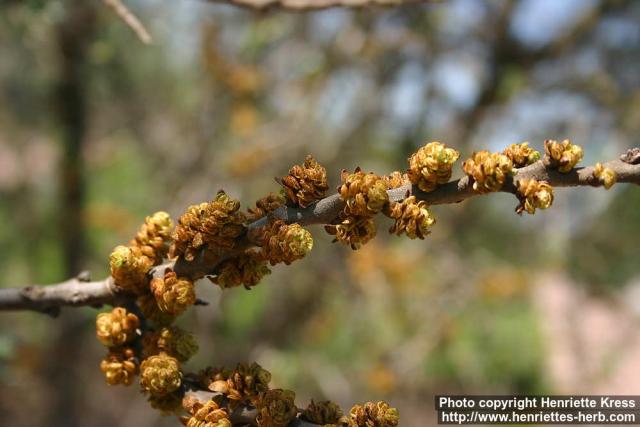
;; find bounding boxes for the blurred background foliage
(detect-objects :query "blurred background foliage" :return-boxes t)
[0,0,639,426]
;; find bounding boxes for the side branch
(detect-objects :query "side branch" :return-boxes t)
[1,151,639,314]
[207,0,428,12]
[254,157,640,229]
[0,276,121,316]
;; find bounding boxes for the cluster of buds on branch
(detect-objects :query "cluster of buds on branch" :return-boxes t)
[0,137,625,425]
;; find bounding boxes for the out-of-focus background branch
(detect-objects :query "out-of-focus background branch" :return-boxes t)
[0,1,639,426]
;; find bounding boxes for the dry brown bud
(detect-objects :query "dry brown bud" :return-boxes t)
[247,192,286,221]
[96,307,139,347]
[462,150,514,193]
[198,366,232,390]
[278,155,329,208]
[349,401,399,427]
[256,389,298,427]
[208,362,271,405]
[407,142,460,192]
[325,215,376,250]
[387,196,435,239]
[170,191,246,261]
[302,400,347,426]
[210,249,271,289]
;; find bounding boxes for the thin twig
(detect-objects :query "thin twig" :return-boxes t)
[206,0,429,12]
[103,0,152,44]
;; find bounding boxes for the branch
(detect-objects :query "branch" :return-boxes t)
[1,149,639,314]
[103,0,152,44]
[250,155,640,229]
[0,275,120,316]
[206,0,429,11]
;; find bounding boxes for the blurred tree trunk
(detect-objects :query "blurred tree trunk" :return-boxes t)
[44,2,96,426]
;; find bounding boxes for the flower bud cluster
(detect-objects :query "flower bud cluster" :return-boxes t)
[543,139,583,172]
[388,196,435,239]
[407,141,460,192]
[327,168,389,250]
[325,215,376,250]
[256,389,298,427]
[96,307,141,386]
[130,211,173,264]
[206,362,272,406]
[339,168,389,216]
[142,326,198,362]
[100,347,139,386]
[278,155,329,208]
[593,162,617,189]
[109,245,153,294]
[462,150,514,193]
[349,401,399,427]
[181,397,232,427]
[301,400,347,426]
[516,179,554,215]
[210,249,271,289]
[140,353,182,396]
[260,220,313,265]
[96,307,140,347]
[150,269,196,316]
[503,142,541,168]
[171,191,246,261]
[247,192,286,221]
[383,171,409,189]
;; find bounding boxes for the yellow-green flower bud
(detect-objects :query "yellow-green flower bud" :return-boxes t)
[462,151,514,193]
[516,179,554,215]
[593,162,617,190]
[388,196,435,239]
[407,141,460,192]
[100,347,139,386]
[261,221,313,265]
[543,139,584,173]
[96,307,139,347]
[131,211,173,264]
[503,142,541,168]
[339,168,390,216]
[150,270,196,316]
[140,353,182,396]
[110,245,152,294]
